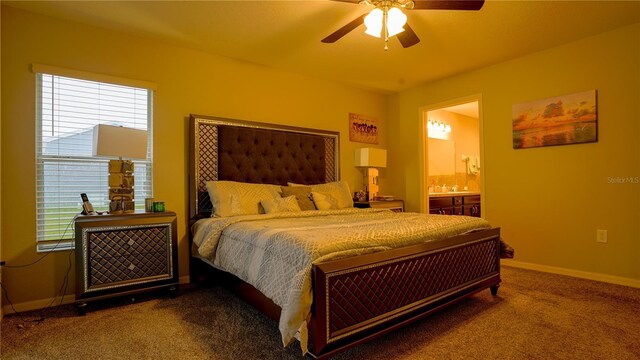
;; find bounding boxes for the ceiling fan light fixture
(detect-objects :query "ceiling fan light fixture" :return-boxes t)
[386,7,407,37]
[364,8,383,38]
[323,0,485,49]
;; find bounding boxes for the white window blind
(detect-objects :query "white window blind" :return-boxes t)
[35,73,153,251]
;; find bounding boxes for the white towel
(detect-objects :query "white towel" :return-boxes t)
[467,156,480,175]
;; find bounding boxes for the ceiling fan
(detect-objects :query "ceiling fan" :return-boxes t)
[322,0,485,49]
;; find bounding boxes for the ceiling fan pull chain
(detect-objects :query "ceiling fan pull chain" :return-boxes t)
[383,8,389,50]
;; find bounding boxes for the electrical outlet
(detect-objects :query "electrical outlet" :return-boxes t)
[596,229,608,243]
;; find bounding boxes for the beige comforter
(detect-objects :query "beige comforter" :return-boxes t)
[192,208,491,353]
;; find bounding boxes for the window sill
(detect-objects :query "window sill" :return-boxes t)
[37,240,74,253]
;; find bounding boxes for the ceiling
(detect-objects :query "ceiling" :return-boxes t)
[5,1,640,93]
[441,102,478,119]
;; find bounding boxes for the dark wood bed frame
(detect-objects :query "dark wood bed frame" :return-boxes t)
[188,114,501,359]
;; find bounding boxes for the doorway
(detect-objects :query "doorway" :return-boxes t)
[420,96,483,215]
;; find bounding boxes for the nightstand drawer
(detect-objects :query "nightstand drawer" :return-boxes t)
[89,251,171,288]
[87,225,170,260]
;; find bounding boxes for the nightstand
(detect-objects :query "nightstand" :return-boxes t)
[74,211,179,315]
[354,199,404,212]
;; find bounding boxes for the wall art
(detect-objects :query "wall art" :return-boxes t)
[349,113,379,144]
[512,90,597,149]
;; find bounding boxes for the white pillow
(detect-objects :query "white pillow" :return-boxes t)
[206,181,282,217]
[289,181,353,209]
[260,195,302,214]
[311,191,340,210]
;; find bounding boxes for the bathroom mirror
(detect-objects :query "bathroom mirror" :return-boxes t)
[428,139,455,176]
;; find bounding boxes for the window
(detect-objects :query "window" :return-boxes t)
[35,72,153,251]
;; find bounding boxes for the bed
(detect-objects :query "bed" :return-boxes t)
[188,115,503,359]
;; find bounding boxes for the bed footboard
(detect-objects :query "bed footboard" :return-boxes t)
[310,227,501,358]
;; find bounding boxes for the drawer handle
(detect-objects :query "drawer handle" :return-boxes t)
[128,264,136,271]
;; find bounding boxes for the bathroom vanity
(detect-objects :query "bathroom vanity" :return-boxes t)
[428,193,481,217]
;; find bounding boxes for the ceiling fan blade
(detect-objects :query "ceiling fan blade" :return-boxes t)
[412,0,485,11]
[397,23,420,48]
[321,13,367,43]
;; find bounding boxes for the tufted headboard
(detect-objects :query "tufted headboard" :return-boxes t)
[189,115,340,219]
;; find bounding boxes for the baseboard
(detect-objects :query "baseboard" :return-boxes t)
[2,296,76,315]
[3,278,191,315]
[502,259,640,288]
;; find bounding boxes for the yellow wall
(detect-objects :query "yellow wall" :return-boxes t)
[0,6,387,311]
[388,23,640,282]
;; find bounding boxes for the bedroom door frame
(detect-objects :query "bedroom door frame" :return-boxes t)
[418,94,486,215]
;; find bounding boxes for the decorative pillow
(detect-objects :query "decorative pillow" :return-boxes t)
[260,195,302,214]
[280,186,316,211]
[206,181,282,217]
[288,181,353,209]
[311,191,340,210]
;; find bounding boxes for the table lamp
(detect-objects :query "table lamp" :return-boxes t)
[93,124,148,214]
[354,148,387,201]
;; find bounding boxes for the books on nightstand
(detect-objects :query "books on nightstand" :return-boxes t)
[373,195,395,201]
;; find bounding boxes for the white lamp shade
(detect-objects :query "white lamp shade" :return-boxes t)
[386,7,407,37]
[364,8,383,38]
[93,124,148,159]
[355,148,387,168]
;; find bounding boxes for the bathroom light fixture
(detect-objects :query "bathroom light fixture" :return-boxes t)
[427,119,452,133]
[427,119,452,140]
[363,1,411,50]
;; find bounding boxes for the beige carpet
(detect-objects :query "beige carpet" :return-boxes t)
[1,266,639,359]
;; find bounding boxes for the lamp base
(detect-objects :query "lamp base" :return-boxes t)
[108,159,134,173]
[109,199,135,214]
[365,168,380,200]
[108,159,136,215]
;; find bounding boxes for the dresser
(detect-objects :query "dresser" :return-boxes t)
[429,194,481,217]
[74,211,179,314]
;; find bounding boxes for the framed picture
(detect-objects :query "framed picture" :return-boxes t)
[512,90,597,149]
[349,113,379,144]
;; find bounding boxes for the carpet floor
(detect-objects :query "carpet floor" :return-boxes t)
[1,266,639,359]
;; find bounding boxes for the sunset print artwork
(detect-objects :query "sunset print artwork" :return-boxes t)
[512,90,597,149]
